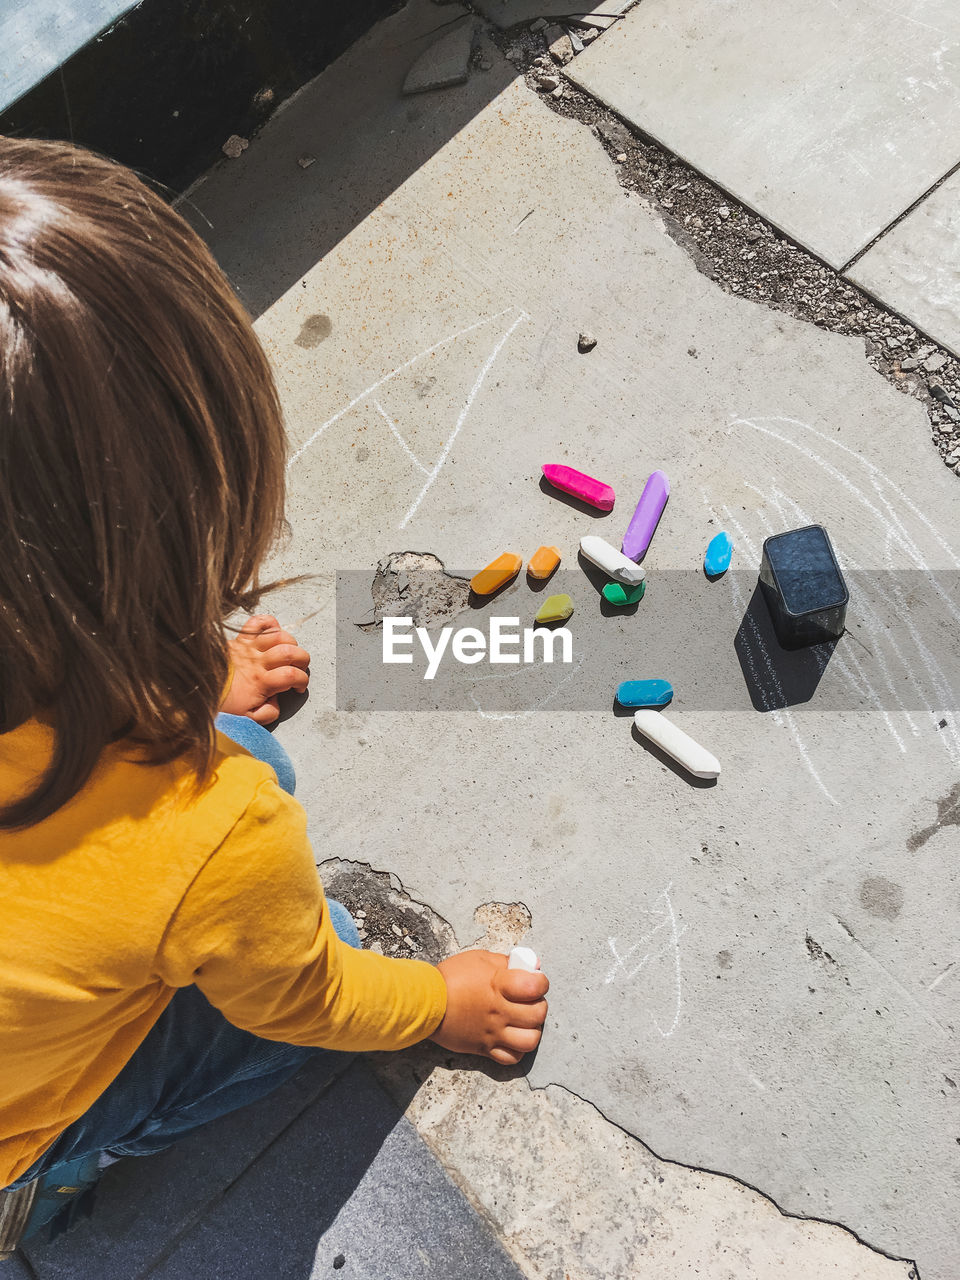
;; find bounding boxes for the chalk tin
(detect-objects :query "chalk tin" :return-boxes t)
[759,524,848,649]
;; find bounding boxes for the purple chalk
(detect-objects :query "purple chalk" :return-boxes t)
[622,470,670,561]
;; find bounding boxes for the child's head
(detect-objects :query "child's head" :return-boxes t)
[0,137,288,826]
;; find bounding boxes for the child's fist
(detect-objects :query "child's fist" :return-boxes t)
[430,949,549,1065]
[222,615,310,725]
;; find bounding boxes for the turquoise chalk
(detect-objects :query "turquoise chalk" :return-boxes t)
[704,531,732,578]
[616,679,673,709]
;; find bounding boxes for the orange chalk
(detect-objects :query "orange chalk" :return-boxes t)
[471,552,522,596]
[527,545,561,580]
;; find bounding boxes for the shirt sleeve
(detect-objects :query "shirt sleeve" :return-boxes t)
[155,778,447,1052]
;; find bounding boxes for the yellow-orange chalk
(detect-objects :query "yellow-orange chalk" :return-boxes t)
[471,553,522,596]
[527,545,562,580]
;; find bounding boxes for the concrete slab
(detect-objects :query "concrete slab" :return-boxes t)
[23,1056,348,1280]
[377,1045,912,1280]
[143,1063,524,1280]
[0,0,138,113]
[402,14,476,96]
[848,171,960,358]
[566,0,960,269]
[186,6,957,1276]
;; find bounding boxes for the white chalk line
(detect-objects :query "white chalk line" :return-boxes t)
[732,416,960,764]
[758,483,924,745]
[749,495,909,754]
[605,884,685,1040]
[286,306,526,470]
[372,399,430,476]
[604,890,686,1039]
[399,310,528,529]
[465,657,585,721]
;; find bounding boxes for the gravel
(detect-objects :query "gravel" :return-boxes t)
[490,22,960,472]
[321,859,456,964]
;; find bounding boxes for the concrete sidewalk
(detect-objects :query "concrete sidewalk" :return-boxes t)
[568,0,960,355]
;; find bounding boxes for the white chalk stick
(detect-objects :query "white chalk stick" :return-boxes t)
[580,535,646,585]
[633,709,720,779]
[508,946,540,972]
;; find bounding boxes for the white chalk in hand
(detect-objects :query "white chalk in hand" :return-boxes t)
[508,946,540,972]
[633,709,720,779]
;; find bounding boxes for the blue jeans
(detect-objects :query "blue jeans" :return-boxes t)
[7,715,356,1191]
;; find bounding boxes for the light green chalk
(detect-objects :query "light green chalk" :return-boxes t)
[535,593,574,624]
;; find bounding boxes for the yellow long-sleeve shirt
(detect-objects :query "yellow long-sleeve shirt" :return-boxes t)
[0,721,447,1188]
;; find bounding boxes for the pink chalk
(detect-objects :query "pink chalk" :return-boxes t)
[542,464,615,511]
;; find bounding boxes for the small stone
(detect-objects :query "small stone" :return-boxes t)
[397,571,410,593]
[660,196,674,208]
[297,154,316,169]
[745,227,762,241]
[479,58,492,70]
[530,16,547,30]
[616,152,627,163]
[577,332,597,353]
[403,935,417,948]
[548,32,574,64]
[924,353,948,373]
[718,205,730,219]
[944,452,960,466]
[537,73,560,91]
[886,335,902,348]
[357,928,368,940]
[900,357,919,371]
[355,910,366,919]
[551,84,564,98]
[595,119,633,153]
[333,1255,346,1270]
[946,406,960,422]
[581,27,598,42]
[391,922,403,937]
[916,344,935,361]
[222,135,249,159]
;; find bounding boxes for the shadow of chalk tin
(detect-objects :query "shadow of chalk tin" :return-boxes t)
[759,524,848,650]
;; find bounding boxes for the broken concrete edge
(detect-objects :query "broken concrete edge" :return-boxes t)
[372,1045,921,1280]
[480,34,960,468]
[319,856,534,963]
[544,1083,923,1278]
[325,853,916,1271]
[402,14,480,96]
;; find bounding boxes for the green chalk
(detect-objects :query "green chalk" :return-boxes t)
[535,593,574,624]
[602,581,646,606]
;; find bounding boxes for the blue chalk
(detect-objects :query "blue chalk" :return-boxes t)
[616,678,673,709]
[704,531,732,578]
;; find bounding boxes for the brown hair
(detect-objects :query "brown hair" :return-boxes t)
[0,137,287,827]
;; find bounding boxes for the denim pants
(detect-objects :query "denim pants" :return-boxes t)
[6,715,356,1191]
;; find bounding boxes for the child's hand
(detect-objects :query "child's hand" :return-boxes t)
[221,615,310,725]
[430,950,549,1065]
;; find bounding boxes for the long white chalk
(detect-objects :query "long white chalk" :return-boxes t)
[633,709,720,779]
